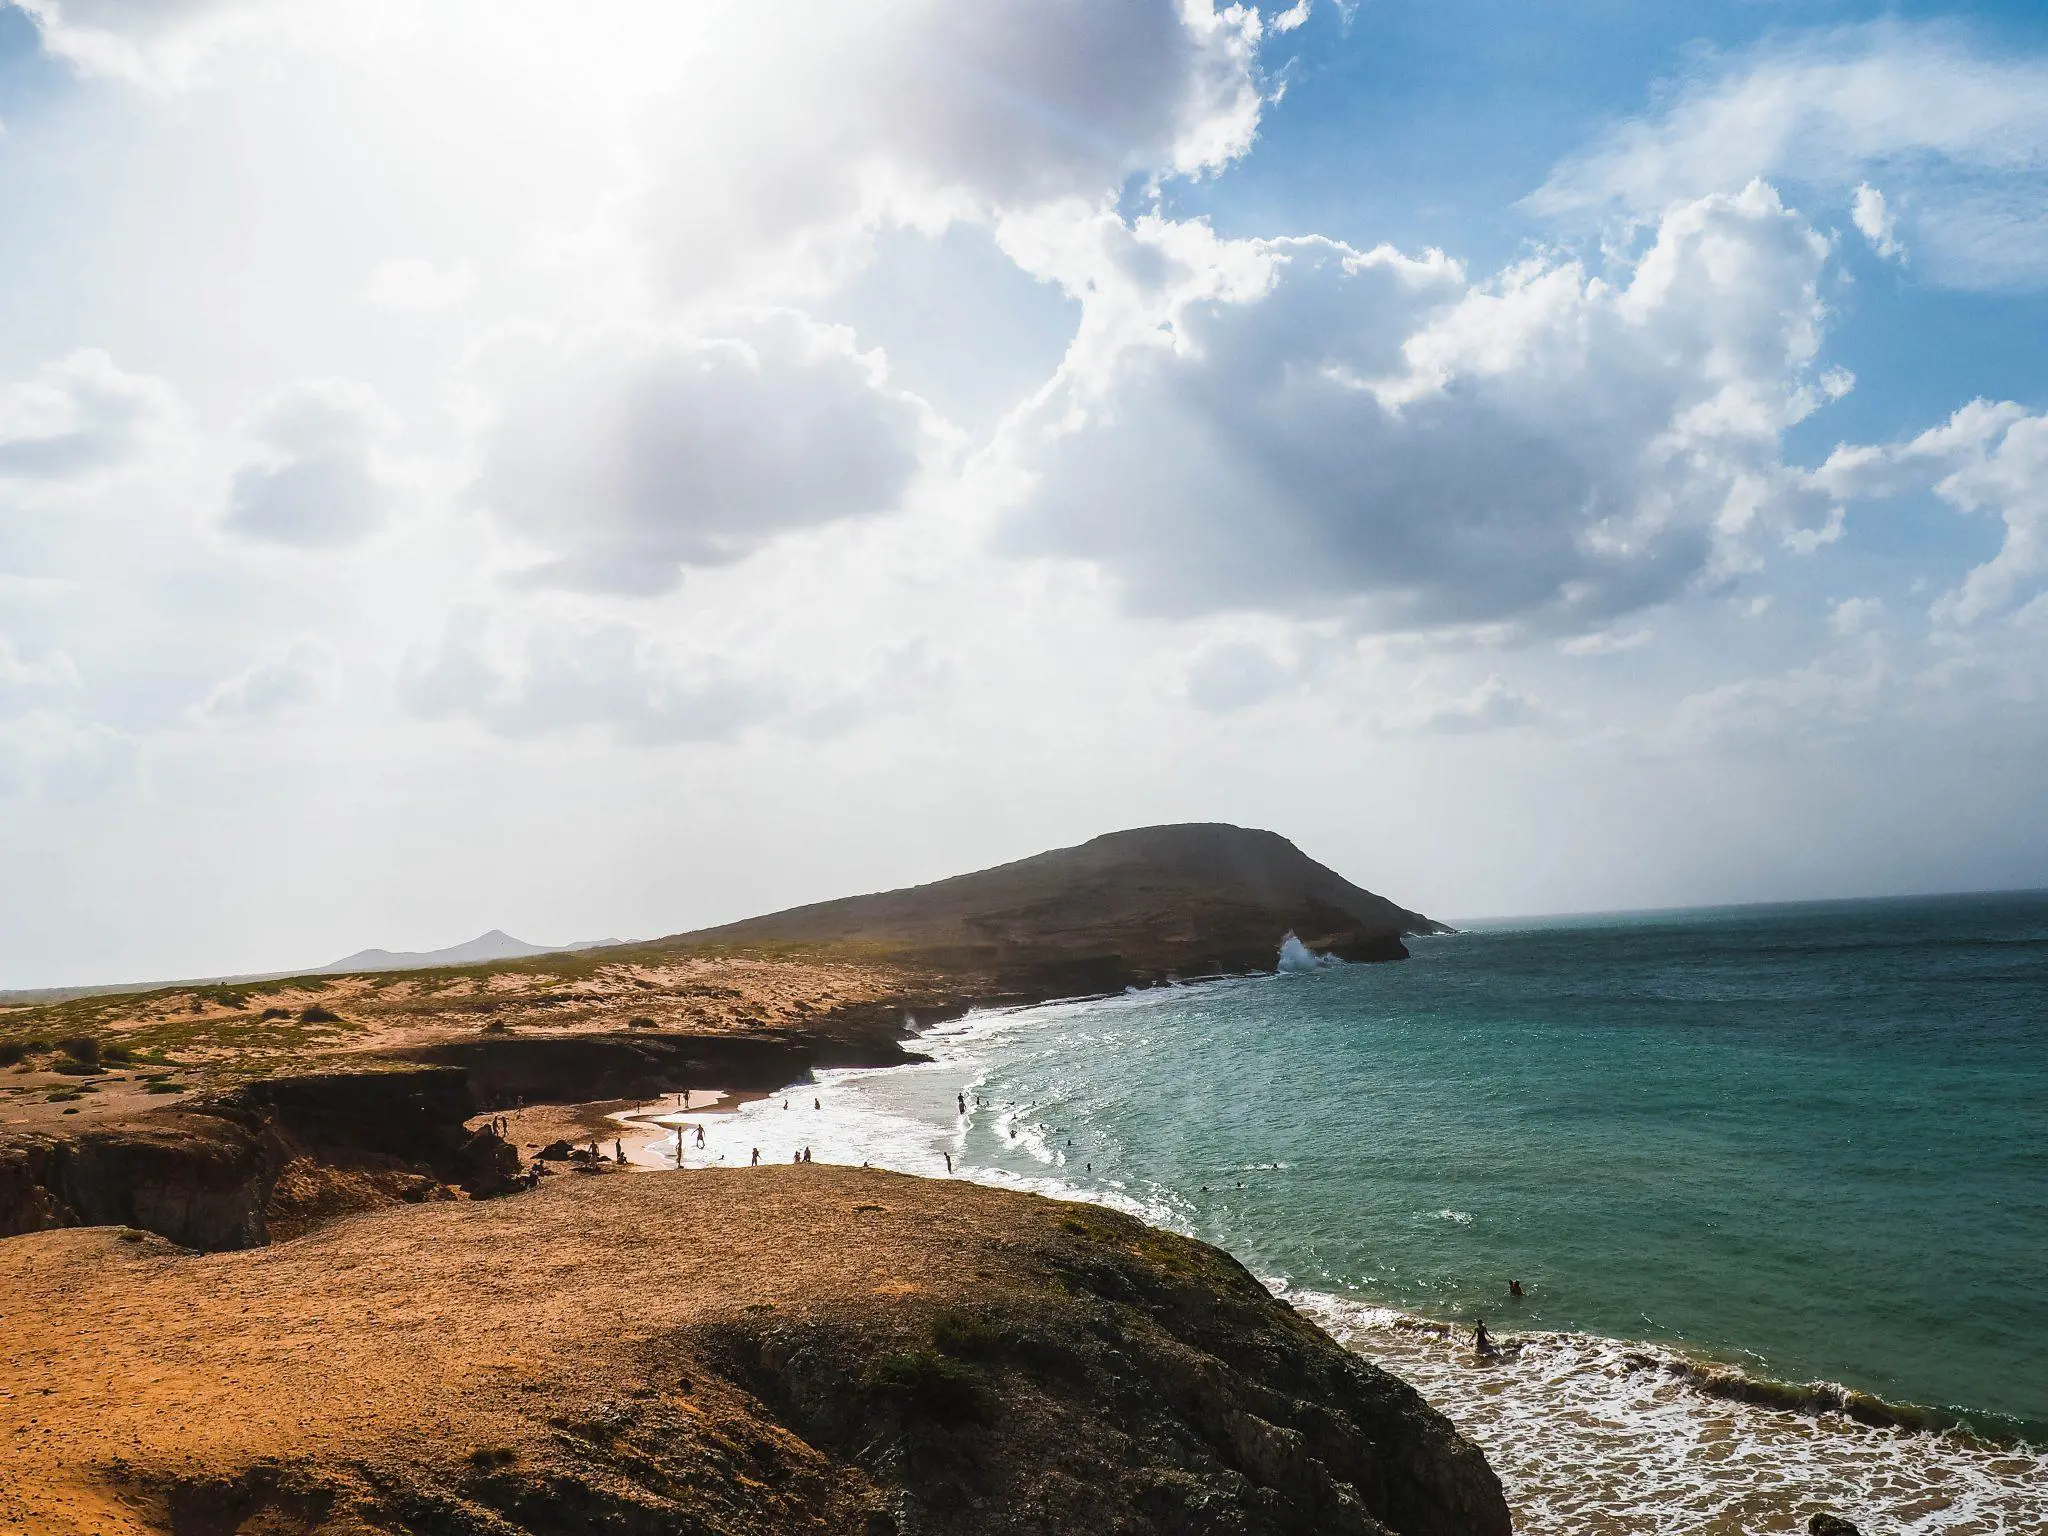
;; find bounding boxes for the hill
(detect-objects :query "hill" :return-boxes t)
[661,823,1446,986]
[315,929,621,975]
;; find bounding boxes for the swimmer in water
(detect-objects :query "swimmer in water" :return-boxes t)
[1473,1319,1495,1358]
[1509,1279,1524,1299]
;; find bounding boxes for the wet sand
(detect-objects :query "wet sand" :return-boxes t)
[467,1089,765,1170]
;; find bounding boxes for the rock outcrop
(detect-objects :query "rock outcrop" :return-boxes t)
[0,1167,1512,1536]
[0,1067,519,1249]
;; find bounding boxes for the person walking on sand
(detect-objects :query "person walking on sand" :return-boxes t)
[696,1124,706,1147]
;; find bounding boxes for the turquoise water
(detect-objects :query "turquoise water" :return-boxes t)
[941,893,2048,1436]
[686,893,2048,1530]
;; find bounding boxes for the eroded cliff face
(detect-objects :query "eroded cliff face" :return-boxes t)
[0,1169,1511,1536]
[0,1067,519,1250]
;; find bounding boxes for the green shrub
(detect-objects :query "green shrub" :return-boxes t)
[144,1082,187,1095]
[100,1042,135,1064]
[865,1350,988,1423]
[298,1006,342,1024]
[50,1062,100,1077]
[931,1309,998,1359]
[57,1036,100,1066]
[0,1042,28,1067]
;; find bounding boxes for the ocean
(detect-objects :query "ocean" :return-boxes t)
[676,893,2048,1534]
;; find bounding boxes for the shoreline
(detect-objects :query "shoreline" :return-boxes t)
[633,995,2043,1449]
[652,994,2048,1532]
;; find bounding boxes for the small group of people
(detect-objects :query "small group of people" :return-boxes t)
[793,1146,813,1163]
[1470,1281,1527,1360]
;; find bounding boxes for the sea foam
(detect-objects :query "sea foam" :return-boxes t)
[661,1000,2048,1535]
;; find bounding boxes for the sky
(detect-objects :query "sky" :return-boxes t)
[4,1,2048,986]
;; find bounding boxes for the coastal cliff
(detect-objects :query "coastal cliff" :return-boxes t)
[0,825,1511,1534]
[0,1168,1511,1536]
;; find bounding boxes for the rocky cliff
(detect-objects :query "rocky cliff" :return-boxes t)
[0,1167,1512,1536]
[0,1067,519,1249]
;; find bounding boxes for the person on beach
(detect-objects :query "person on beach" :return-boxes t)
[1473,1319,1495,1358]
[696,1125,706,1147]
[804,1146,813,1163]
[793,1150,802,1163]
[814,1097,821,1110]
[944,1152,952,1173]
[615,1139,625,1164]
[958,1093,966,1115]
[751,1147,760,1166]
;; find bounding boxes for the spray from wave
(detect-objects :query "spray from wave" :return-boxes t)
[1276,931,1342,972]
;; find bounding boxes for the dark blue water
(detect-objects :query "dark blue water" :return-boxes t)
[934,893,2048,1434]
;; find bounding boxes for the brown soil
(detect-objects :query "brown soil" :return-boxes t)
[0,953,927,1135]
[0,1168,1508,1536]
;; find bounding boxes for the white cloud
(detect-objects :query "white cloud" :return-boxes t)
[1851,183,1903,262]
[0,351,181,482]
[195,638,335,722]
[1812,399,2048,626]
[1829,595,1884,636]
[472,315,933,594]
[1531,24,2048,290]
[1380,674,1544,734]
[0,635,82,702]
[1559,627,1652,657]
[632,0,1275,295]
[1667,633,1887,747]
[401,608,782,745]
[1007,183,1842,633]
[222,380,397,548]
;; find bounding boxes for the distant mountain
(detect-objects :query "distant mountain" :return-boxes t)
[660,822,1446,986]
[316,930,622,975]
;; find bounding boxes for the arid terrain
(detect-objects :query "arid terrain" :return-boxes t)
[0,826,1496,1535]
[0,1167,1508,1536]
